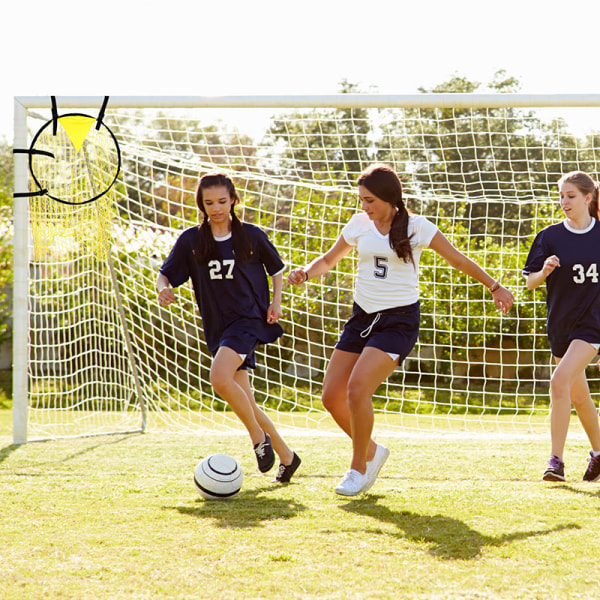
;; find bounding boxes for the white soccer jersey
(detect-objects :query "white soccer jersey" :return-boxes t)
[342,212,439,313]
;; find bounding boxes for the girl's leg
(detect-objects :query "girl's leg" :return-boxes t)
[234,368,295,465]
[550,340,598,459]
[345,347,398,474]
[321,348,359,434]
[570,367,600,453]
[321,349,379,462]
[210,346,264,446]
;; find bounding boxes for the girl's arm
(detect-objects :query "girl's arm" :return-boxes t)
[157,272,176,307]
[526,255,560,290]
[267,271,283,324]
[287,235,353,285]
[428,230,515,314]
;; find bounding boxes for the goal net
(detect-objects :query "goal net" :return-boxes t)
[12,94,600,441]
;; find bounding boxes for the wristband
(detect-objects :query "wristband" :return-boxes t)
[488,281,500,293]
[303,270,309,282]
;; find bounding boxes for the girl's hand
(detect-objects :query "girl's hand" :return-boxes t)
[267,302,283,324]
[158,287,176,308]
[287,269,307,286]
[542,255,560,278]
[492,285,515,314]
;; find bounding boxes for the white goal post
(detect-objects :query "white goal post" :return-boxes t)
[13,93,600,443]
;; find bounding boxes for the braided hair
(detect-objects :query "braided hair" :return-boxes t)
[357,164,414,265]
[194,173,252,264]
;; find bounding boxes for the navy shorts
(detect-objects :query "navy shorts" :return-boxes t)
[550,329,600,359]
[215,332,259,370]
[211,318,282,371]
[335,301,420,365]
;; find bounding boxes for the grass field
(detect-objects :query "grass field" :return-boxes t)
[2,409,600,599]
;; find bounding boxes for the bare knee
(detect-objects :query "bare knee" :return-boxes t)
[550,370,571,400]
[571,394,592,411]
[322,380,345,414]
[570,381,593,411]
[346,377,372,411]
[210,367,233,397]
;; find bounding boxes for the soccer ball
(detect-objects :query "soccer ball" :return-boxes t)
[193,454,243,500]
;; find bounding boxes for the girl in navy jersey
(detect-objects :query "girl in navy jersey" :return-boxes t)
[288,164,514,496]
[523,171,600,483]
[157,173,301,483]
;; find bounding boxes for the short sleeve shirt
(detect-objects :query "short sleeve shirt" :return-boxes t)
[523,219,600,352]
[342,212,438,313]
[159,223,284,353]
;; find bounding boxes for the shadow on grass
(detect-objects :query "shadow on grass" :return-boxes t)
[48,434,142,465]
[560,484,600,501]
[340,494,579,560]
[0,443,21,463]
[171,485,308,529]
[0,433,140,466]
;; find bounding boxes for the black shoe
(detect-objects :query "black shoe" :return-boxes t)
[254,432,275,473]
[583,451,600,482]
[274,452,301,483]
[543,455,565,482]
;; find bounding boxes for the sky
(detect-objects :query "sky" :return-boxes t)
[4,0,600,141]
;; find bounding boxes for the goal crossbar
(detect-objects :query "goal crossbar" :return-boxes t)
[13,93,600,443]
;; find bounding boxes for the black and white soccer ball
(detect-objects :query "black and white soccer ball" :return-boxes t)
[194,454,243,500]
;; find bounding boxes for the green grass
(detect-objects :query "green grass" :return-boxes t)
[1,409,600,599]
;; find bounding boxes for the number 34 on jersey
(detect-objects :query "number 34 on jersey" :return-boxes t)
[573,263,599,284]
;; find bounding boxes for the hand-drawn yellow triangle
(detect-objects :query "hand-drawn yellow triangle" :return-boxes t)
[58,115,95,152]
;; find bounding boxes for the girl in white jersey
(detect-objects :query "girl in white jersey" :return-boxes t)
[288,164,514,496]
[523,171,600,483]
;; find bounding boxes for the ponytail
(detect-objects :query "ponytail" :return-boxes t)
[195,211,219,265]
[592,184,600,220]
[558,171,600,220]
[230,207,252,263]
[357,164,414,264]
[389,206,414,266]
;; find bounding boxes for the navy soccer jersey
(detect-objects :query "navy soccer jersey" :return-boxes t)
[523,219,600,356]
[159,223,285,357]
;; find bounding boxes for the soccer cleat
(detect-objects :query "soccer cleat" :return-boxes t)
[334,469,368,496]
[274,452,302,483]
[362,444,390,493]
[254,432,275,473]
[542,455,565,482]
[583,451,600,482]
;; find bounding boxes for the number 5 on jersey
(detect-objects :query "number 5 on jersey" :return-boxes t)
[573,263,599,284]
[374,256,388,279]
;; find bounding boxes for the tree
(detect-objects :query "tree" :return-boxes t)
[110,113,260,228]
[374,71,589,242]
[263,79,372,185]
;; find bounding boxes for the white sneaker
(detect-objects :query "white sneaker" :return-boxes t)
[334,469,368,496]
[363,444,390,492]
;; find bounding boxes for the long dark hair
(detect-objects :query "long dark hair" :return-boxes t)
[194,173,252,264]
[357,164,414,264]
[558,171,600,220]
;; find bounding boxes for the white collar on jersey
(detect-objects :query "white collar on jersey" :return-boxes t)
[563,218,596,234]
[213,232,233,241]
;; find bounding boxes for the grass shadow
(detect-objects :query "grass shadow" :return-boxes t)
[1,433,141,466]
[0,443,21,463]
[47,433,142,465]
[560,484,600,501]
[340,494,579,560]
[170,485,308,529]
